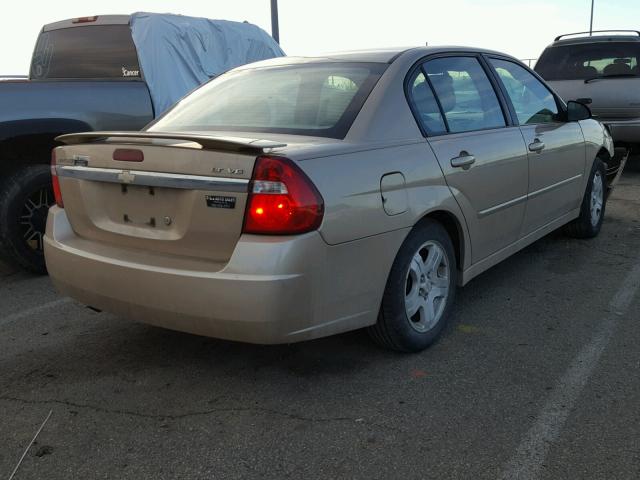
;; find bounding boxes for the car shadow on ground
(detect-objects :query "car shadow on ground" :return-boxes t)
[3,226,577,397]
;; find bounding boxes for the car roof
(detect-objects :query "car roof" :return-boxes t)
[238,46,519,70]
[43,15,130,32]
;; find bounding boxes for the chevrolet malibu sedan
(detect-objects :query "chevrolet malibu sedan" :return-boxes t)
[45,47,615,352]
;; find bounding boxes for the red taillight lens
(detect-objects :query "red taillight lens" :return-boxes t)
[243,156,324,235]
[51,148,64,208]
[72,16,98,23]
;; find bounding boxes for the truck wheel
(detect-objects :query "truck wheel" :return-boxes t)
[368,220,457,352]
[0,165,54,273]
[564,158,606,239]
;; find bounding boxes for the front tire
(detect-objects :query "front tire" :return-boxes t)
[0,165,54,273]
[565,158,606,239]
[368,220,457,352]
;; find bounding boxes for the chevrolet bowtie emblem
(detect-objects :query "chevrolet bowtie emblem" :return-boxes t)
[117,171,136,184]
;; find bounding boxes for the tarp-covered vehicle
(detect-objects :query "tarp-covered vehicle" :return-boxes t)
[0,12,284,272]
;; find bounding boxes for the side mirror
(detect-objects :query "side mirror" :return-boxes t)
[567,100,592,121]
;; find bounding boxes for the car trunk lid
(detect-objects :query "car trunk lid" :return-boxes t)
[54,132,287,265]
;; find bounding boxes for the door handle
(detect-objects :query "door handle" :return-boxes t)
[528,139,546,153]
[450,152,476,169]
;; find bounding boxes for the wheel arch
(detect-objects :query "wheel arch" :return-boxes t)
[596,146,611,165]
[592,147,613,190]
[0,118,92,177]
[414,208,467,273]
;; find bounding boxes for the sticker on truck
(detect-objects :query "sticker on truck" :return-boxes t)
[122,67,140,77]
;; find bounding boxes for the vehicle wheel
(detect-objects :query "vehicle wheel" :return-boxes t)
[564,158,606,239]
[368,220,457,352]
[0,165,54,274]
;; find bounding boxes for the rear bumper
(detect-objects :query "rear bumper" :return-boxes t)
[45,207,399,343]
[601,118,640,145]
[45,207,320,343]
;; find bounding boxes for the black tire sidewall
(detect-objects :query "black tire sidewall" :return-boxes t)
[580,159,607,237]
[379,221,457,352]
[0,165,53,273]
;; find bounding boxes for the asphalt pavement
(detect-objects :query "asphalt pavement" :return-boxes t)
[1,164,639,480]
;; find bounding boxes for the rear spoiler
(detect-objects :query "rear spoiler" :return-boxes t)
[55,132,287,154]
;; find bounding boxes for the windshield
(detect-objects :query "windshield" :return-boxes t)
[30,25,140,80]
[148,62,387,139]
[535,42,640,81]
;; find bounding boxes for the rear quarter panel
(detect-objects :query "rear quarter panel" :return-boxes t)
[298,141,470,269]
[0,81,154,170]
[0,81,154,134]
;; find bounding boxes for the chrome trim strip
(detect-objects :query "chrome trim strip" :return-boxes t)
[478,194,528,218]
[478,174,582,218]
[57,165,249,192]
[528,174,582,200]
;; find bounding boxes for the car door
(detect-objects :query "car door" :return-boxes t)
[487,57,586,235]
[410,55,529,263]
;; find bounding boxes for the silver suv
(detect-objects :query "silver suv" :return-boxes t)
[536,30,640,158]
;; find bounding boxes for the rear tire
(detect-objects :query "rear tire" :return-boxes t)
[368,220,457,352]
[564,158,606,239]
[0,165,54,274]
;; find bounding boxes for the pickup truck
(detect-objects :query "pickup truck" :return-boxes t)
[0,13,284,272]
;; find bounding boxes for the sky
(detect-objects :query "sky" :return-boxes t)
[1,0,639,74]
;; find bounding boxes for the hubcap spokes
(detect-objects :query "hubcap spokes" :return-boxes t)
[405,241,450,333]
[19,187,52,252]
[590,171,604,227]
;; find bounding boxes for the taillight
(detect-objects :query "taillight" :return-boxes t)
[51,148,64,208]
[243,156,324,235]
[113,148,144,162]
[72,16,98,23]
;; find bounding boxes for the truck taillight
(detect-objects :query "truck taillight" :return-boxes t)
[243,156,324,235]
[72,16,98,23]
[51,149,64,208]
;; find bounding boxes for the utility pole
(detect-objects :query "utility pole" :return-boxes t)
[589,0,595,35]
[271,0,280,44]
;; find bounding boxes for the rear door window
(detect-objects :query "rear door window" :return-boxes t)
[535,42,640,80]
[422,56,506,134]
[490,58,559,125]
[30,25,140,80]
[406,70,447,135]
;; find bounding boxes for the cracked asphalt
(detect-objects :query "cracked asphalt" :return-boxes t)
[1,165,640,479]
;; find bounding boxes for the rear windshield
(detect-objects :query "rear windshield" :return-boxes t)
[148,62,387,139]
[30,25,140,80]
[535,42,640,81]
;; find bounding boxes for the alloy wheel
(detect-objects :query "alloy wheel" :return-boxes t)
[19,186,53,252]
[404,241,450,333]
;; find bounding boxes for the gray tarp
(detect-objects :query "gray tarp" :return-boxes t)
[130,12,285,115]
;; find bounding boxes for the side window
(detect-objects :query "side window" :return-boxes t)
[490,58,559,125]
[407,70,447,135]
[422,56,506,134]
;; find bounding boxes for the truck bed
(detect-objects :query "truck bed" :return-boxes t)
[0,80,154,140]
